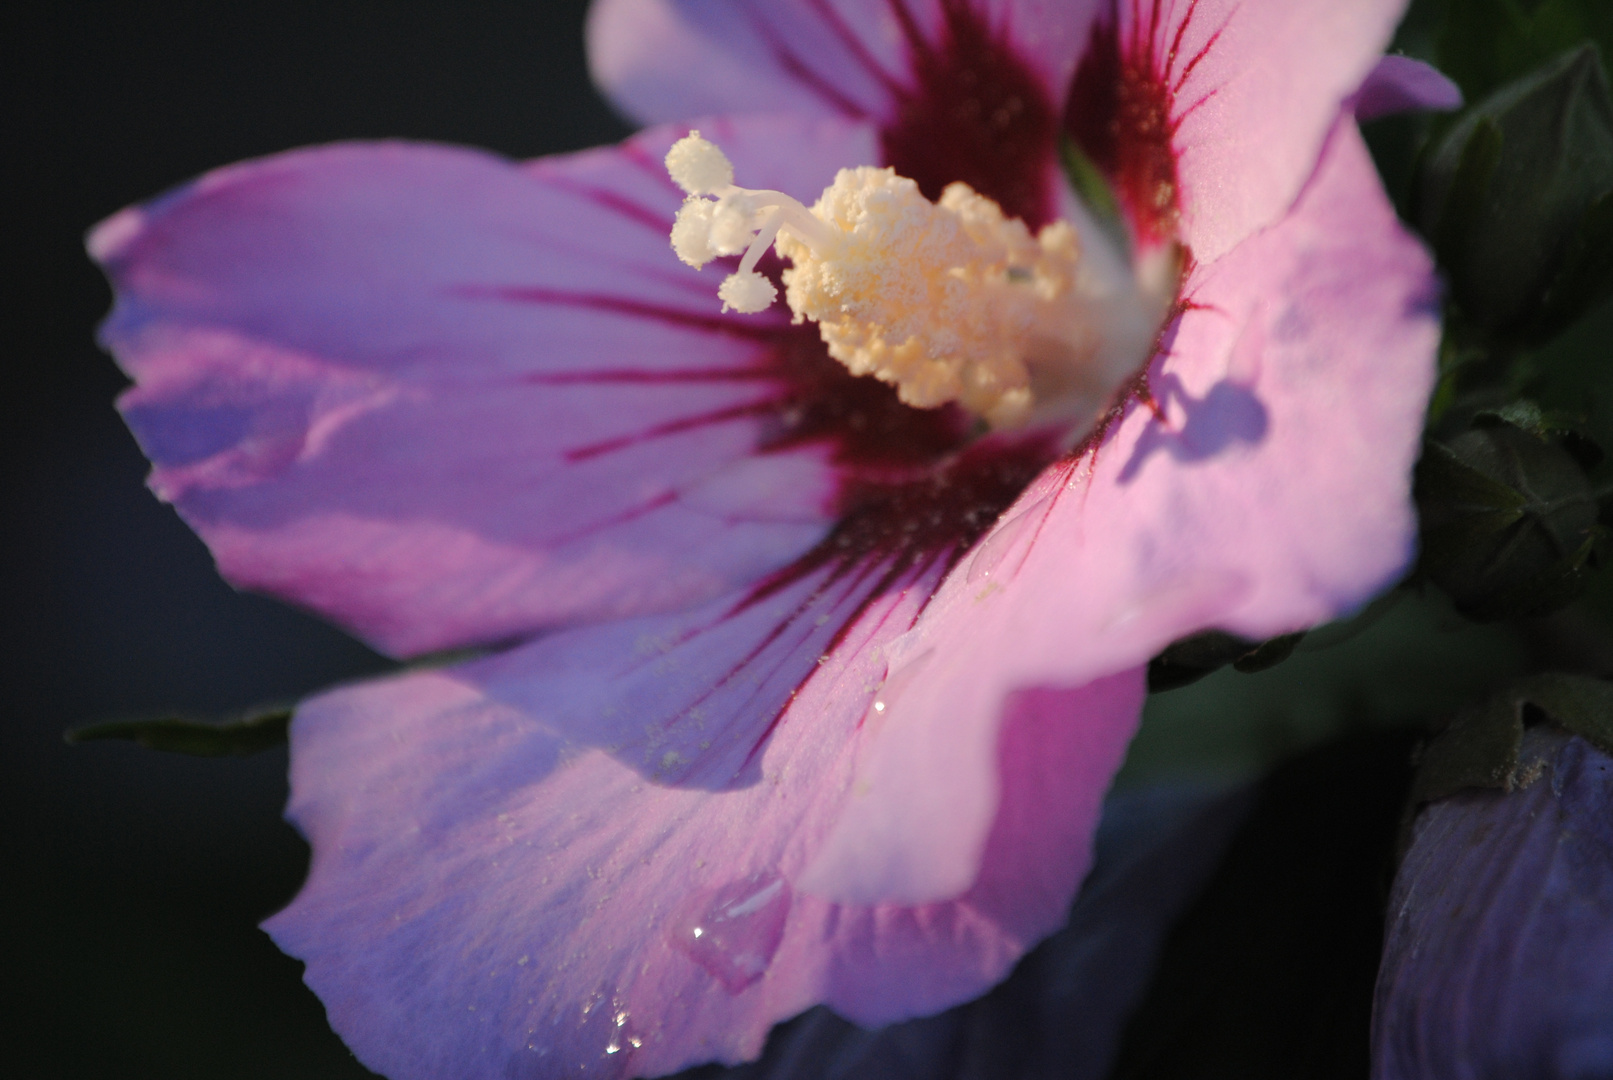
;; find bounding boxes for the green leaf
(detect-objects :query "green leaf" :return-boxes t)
[1532,187,1613,339]
[1474,398,1603,466]
[1409,693,1524,801]
[1412,672,1613,804]
[1439,0,1613,101]
[65,707,292,756]
[1512,671,1613,751]
[1429,116,1504,274]
[1418,45,1613,343]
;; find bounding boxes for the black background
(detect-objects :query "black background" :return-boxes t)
[5,4,627,1075]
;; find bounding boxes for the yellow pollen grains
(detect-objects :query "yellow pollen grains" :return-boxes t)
[665,131,1164,430]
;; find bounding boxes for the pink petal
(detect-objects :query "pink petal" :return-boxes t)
[93,117,895,658]
[806,118,1437,903]
[593,0,1102,228]
[1094,0,1413,263]
[265,548,1144,1078]
[1350,54,1463,121]
[703,782,1250,1080]
[588,0,1098,129]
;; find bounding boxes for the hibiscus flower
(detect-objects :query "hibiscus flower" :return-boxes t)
[88,1,1455,1076]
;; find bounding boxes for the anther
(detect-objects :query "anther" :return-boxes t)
[664,131,1171,431]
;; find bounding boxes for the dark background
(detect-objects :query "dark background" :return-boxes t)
[5,4,626,1075]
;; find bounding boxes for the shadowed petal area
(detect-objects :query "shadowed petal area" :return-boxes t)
[1065,0,1410,262]
[265,554,1144,1079]
[589,0,1097,131]
[804,119,1436,903]
[1372,729,1613,1080]
[92,116,916,658]
[662,782,1253,1080]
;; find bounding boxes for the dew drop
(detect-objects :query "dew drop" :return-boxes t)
[603,1006,634,1055]
[868,649,935,727]
[566,993,644,1074]
[666,871,792,993]
[965,497,1047,584]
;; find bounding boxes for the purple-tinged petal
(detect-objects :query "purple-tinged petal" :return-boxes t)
[589,0,883,123]
[1351,55,1463,121]
[682,782,1252,1080]
[1372,728,1613,1080]
[265,540,1144,1078]
[1065,0,1412,261]
[590,0,1095,226]
[89,117,954,658]
[589,0,1096,128]
[805,118,1437,903]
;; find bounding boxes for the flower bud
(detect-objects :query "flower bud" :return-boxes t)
[1416,45,1613,343]
[1373,723,1613,1079]
[1415,416,1604,620]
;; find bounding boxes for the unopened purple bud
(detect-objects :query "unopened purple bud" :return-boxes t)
[1372,727,1613,1079]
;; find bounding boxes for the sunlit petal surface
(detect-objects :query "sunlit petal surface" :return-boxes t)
[96,119,895,658]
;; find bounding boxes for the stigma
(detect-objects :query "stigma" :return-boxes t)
[666,131,1171,431]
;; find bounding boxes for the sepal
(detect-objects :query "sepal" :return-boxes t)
[1146,631,1306,693]
[1410,672,1613,807]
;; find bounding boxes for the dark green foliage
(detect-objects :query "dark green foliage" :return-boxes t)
[1415,417,1605,620]
[1417,45,1613,344]
[1437,0,1613,101]
[66,707,292,756]
[1412,672,1613,804]
[1146,631,1305,693]
[1408,42,1613,622]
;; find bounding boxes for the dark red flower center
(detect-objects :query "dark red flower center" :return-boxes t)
[533,1,1203,720]
[880,0,1060,229]
[1065,1,1214,248]
[740,251,1061,605]
[747,0,1201,611]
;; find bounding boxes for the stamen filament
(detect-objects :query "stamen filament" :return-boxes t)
[735,193,835,251]
[737,210,782,278]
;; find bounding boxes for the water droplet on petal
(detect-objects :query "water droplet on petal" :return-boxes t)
[667,871,791,992]
[868,649,935,730]
[965,497,1047,584]
[569,993,643,1073]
